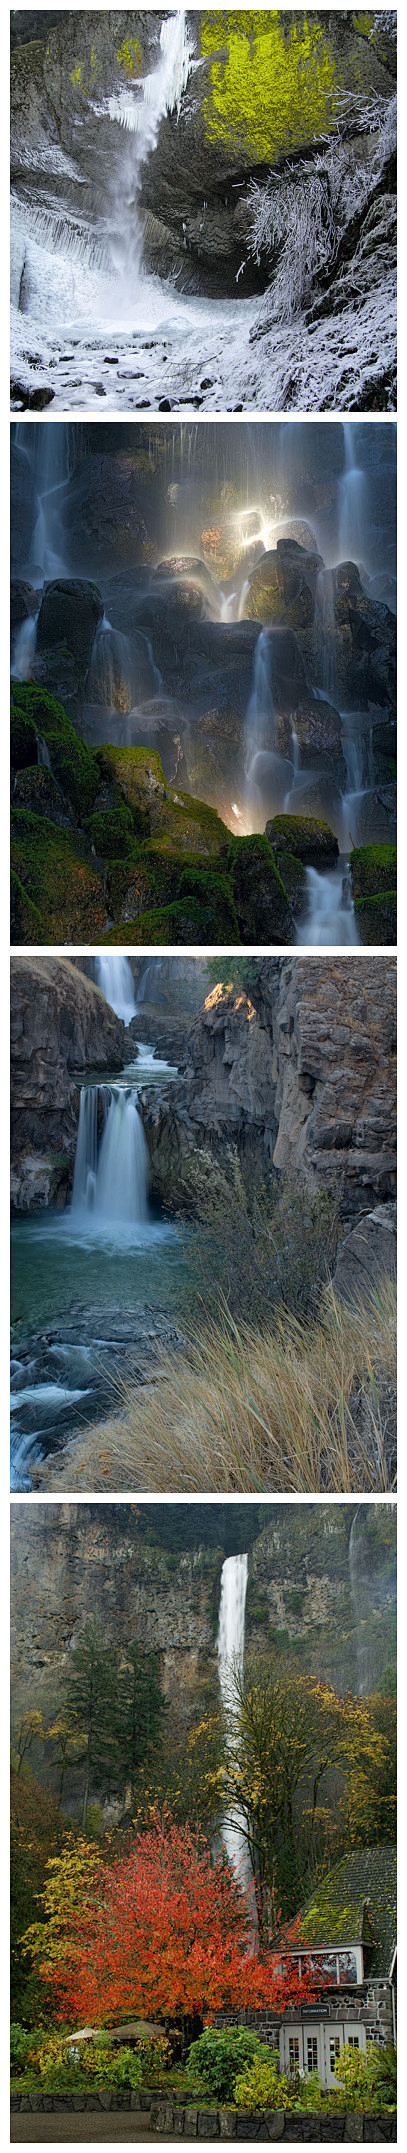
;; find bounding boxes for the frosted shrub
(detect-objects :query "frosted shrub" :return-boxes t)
[247,96,396,322]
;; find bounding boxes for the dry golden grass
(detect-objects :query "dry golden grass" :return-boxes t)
[35,1277,396,1496]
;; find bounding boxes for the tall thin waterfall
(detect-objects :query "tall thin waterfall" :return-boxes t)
[95,954,136,1025]
[217,1554,251,1888]
[72,1084,148,1224]
[338,424,368,565]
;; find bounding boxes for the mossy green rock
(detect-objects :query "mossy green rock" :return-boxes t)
[100,901,206,946]
[150,789,230,856]
[228,834,291,943]
[12,765,73,823]
[11,683,98,819]
[87,803,133,859]
[199,12,388,164]
[350,844,397,900]
[95,745,166,826]
[266,814,339,867]
[11,870,44,944]
[355,892,396,945]
[11,811,106,943]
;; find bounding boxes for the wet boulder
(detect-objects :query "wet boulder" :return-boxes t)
[247,542,323,629]
[266,813,339,869]
[351,784,396,845]
[332,563,396,710]
[36,580,103,672]
[227,833,292,945]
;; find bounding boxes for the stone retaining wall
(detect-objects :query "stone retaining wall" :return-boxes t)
[10,2093,396,2138]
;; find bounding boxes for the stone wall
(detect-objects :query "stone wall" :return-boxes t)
[9,2091,397,2137]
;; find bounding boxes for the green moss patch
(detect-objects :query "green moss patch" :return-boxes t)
[355,891,396,945]
[11,871,44,946]
[95,745,166,828]
[11,683,98,820]
[11,811,106,944]
[87,803,133,859]
[350,844,397,900]
[267,813,339,866]
[102,900,206,946]
[227,833,291,942]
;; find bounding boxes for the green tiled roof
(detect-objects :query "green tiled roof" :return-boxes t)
[298,1846,396,1976]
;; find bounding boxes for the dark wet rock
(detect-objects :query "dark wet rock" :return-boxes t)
[11,580,39,628]
[247,543,324,628]
[350,785,396,846]
[36,579,103,671]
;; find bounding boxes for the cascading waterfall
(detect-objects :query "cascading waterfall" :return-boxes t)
[71,1083,149,1225]
[316,567,337,701]
[338,425,368,565]
[95,954,136,1025]
[217,1554,252,1892]
[11,614,38,681]
[296,864,359,946]
[245,630,293,821]
[135,958,164,1008]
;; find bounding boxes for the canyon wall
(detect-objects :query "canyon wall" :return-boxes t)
[10,1503,396,1741]
[142,956,397,1226]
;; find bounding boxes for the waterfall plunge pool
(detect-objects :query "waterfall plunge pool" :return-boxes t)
[11,1041,186,1491]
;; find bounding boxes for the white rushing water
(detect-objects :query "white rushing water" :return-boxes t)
[217,1553,252,1889]
[72,1083,149,1226]
[296,864,359,947]
[95,954,137,1026]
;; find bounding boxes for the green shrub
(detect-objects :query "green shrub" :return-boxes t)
[10,2025,34,2071]
[334,2040,397,2111]
[184,1163,343,1325]
[187,2027,271,2102]
[233,2056,292,2109]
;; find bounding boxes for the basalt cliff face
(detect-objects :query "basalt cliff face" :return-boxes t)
[10,954,127,1209]
[141,955,396,1227]
[10,1503,396,1741]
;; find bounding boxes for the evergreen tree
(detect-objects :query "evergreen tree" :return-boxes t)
[65,1618,117,1830]
[115,1641,168,1797]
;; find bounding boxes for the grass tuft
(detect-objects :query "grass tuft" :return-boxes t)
[35,1278,396,1497]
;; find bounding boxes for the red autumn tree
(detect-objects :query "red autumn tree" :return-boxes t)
[26,1809,323,2027]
